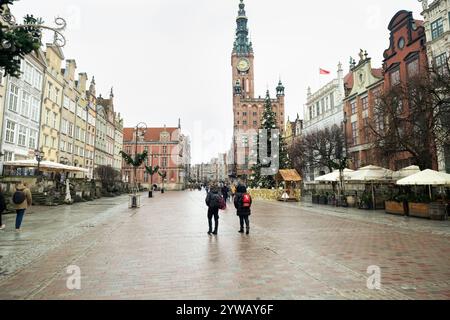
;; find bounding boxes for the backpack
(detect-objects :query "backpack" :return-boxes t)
[218,196,226,210]
[13,191,26,205]
[209,193,221,209]
[242,193,251,208]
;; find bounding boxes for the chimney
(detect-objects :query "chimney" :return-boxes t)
[65,59,77,81]
[78,73,88,94]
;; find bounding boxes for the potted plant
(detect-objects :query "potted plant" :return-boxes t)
[319,192,328,205]
[311,190,320,204]
[385,194,408,216]
[408,194,432,219]
[359,192,372,210]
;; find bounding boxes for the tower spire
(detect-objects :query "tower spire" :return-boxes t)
[233,0,253,56]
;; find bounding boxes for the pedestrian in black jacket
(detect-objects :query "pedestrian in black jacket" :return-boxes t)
[234,184,252,234]
[205,186,221,235]
[0,186,6,230]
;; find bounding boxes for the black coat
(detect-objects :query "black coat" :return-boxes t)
[234,192,252,216]
[0,192,6,213]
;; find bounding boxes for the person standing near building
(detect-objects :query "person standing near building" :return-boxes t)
[205,185,222,235]
[0,186,6,230]
[12,183,32,232]
[234,184,252,235]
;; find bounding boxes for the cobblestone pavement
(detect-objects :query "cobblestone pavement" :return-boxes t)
[0,191,449,300]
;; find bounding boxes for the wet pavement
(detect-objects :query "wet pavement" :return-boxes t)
[0,191,449,300]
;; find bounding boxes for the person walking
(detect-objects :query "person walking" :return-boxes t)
[205,185,222,235]
[0,186,6,230]
[12,182,32,232]
[221,185,229,202]
[234,184,252,235]
[231,184,237,201]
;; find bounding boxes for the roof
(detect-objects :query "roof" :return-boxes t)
[123,127,179,142]
[277,169,302,182]
[344,72,354,90]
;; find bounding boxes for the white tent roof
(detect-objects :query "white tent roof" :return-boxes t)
[392,165,421,180]
[3,159,89,173]
[348,165,393,182]
[396,169,450,186]
[315,169,355,182]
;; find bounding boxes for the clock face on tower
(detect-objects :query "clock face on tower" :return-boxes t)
[237,58,250,72]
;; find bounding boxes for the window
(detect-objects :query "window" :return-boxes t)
[0,68,4,86]
[69,100,76,113]
[162,157,168,168]
[74,145,79,155]
[60,140,65,152]
[4,151,13,161]
[47,82,53,99]
[243,112,247,116]
[24,62,33,84]
[316,102,320,116]
[45,109,51,126]
[407,59,419,77]
[8,84,19,112]
[20,91,30,117]
[63,95,70,109]
[28,129,37,149]
[390,69,400,86]
[361,96,368,111]
[435,53,448,75]
[75,126,80,140]
[31,98,40,122]
[52,137,56,148]
[162,146,167,154]
[253,112,257,116]
[431,18,444,40]
[68,123,74,137]
[55,88,60,103]
[243,120,247,125]
[18,125,27,147]
[33,68,42,89]
[253,121,257,126]
[5,120,16,143]
[351,100,357,115]
[44,135,49,147]
[53,112,57,128]
[352,121,358,146]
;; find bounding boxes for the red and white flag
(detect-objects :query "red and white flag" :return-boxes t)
[319,68,331,75]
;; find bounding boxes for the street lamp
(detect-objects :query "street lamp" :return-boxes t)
[35,149,44,176]
[134,122,147,193]
[337,112,349,207]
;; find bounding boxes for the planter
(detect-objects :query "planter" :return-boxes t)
[318,195,328,205]
[429,202,448,221]
[409,203,430,219]
[385,201,406,216]
[312,195,320,204]
[346,196,356,207]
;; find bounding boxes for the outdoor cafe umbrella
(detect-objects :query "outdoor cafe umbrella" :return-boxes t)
[348,165,394,210]
[396,169,450,199]
[315,169,354,182]
[392,165,421,180]
[3,159,89,173]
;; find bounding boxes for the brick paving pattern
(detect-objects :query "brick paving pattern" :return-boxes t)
[0,191,449,300]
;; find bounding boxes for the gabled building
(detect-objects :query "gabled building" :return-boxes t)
[343,50,384,169]
[1,51,46,162]
[382,10,436,170]
[41,44,64,163]
[419,0,450,172]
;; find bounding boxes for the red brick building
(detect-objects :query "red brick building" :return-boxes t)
[343,51,384,169]
[382,10,437,170]
[122,124,190,190]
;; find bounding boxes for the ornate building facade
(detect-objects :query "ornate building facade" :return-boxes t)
[343,51,384,170]
[382,10,436,170]
[419,0,450,172]
[122,123,190,191]
[230,0,285,178]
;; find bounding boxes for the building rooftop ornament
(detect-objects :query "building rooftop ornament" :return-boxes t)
[276,79,285,96]
[233,0,253,56]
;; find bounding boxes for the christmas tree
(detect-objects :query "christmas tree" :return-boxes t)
[249,90,291,189]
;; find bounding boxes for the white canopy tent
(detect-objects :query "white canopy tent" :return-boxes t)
[396,169,450,199]
[3,159,89,173]
[392,165,421,180]
[348,165,394,210]
[315,169,355,182]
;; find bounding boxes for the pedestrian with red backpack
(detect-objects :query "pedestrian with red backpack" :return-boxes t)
[234,184,252,235]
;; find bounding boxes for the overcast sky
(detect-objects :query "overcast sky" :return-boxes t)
[13,0,422,164]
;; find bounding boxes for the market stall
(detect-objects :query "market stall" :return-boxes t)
[275,169,302,202]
